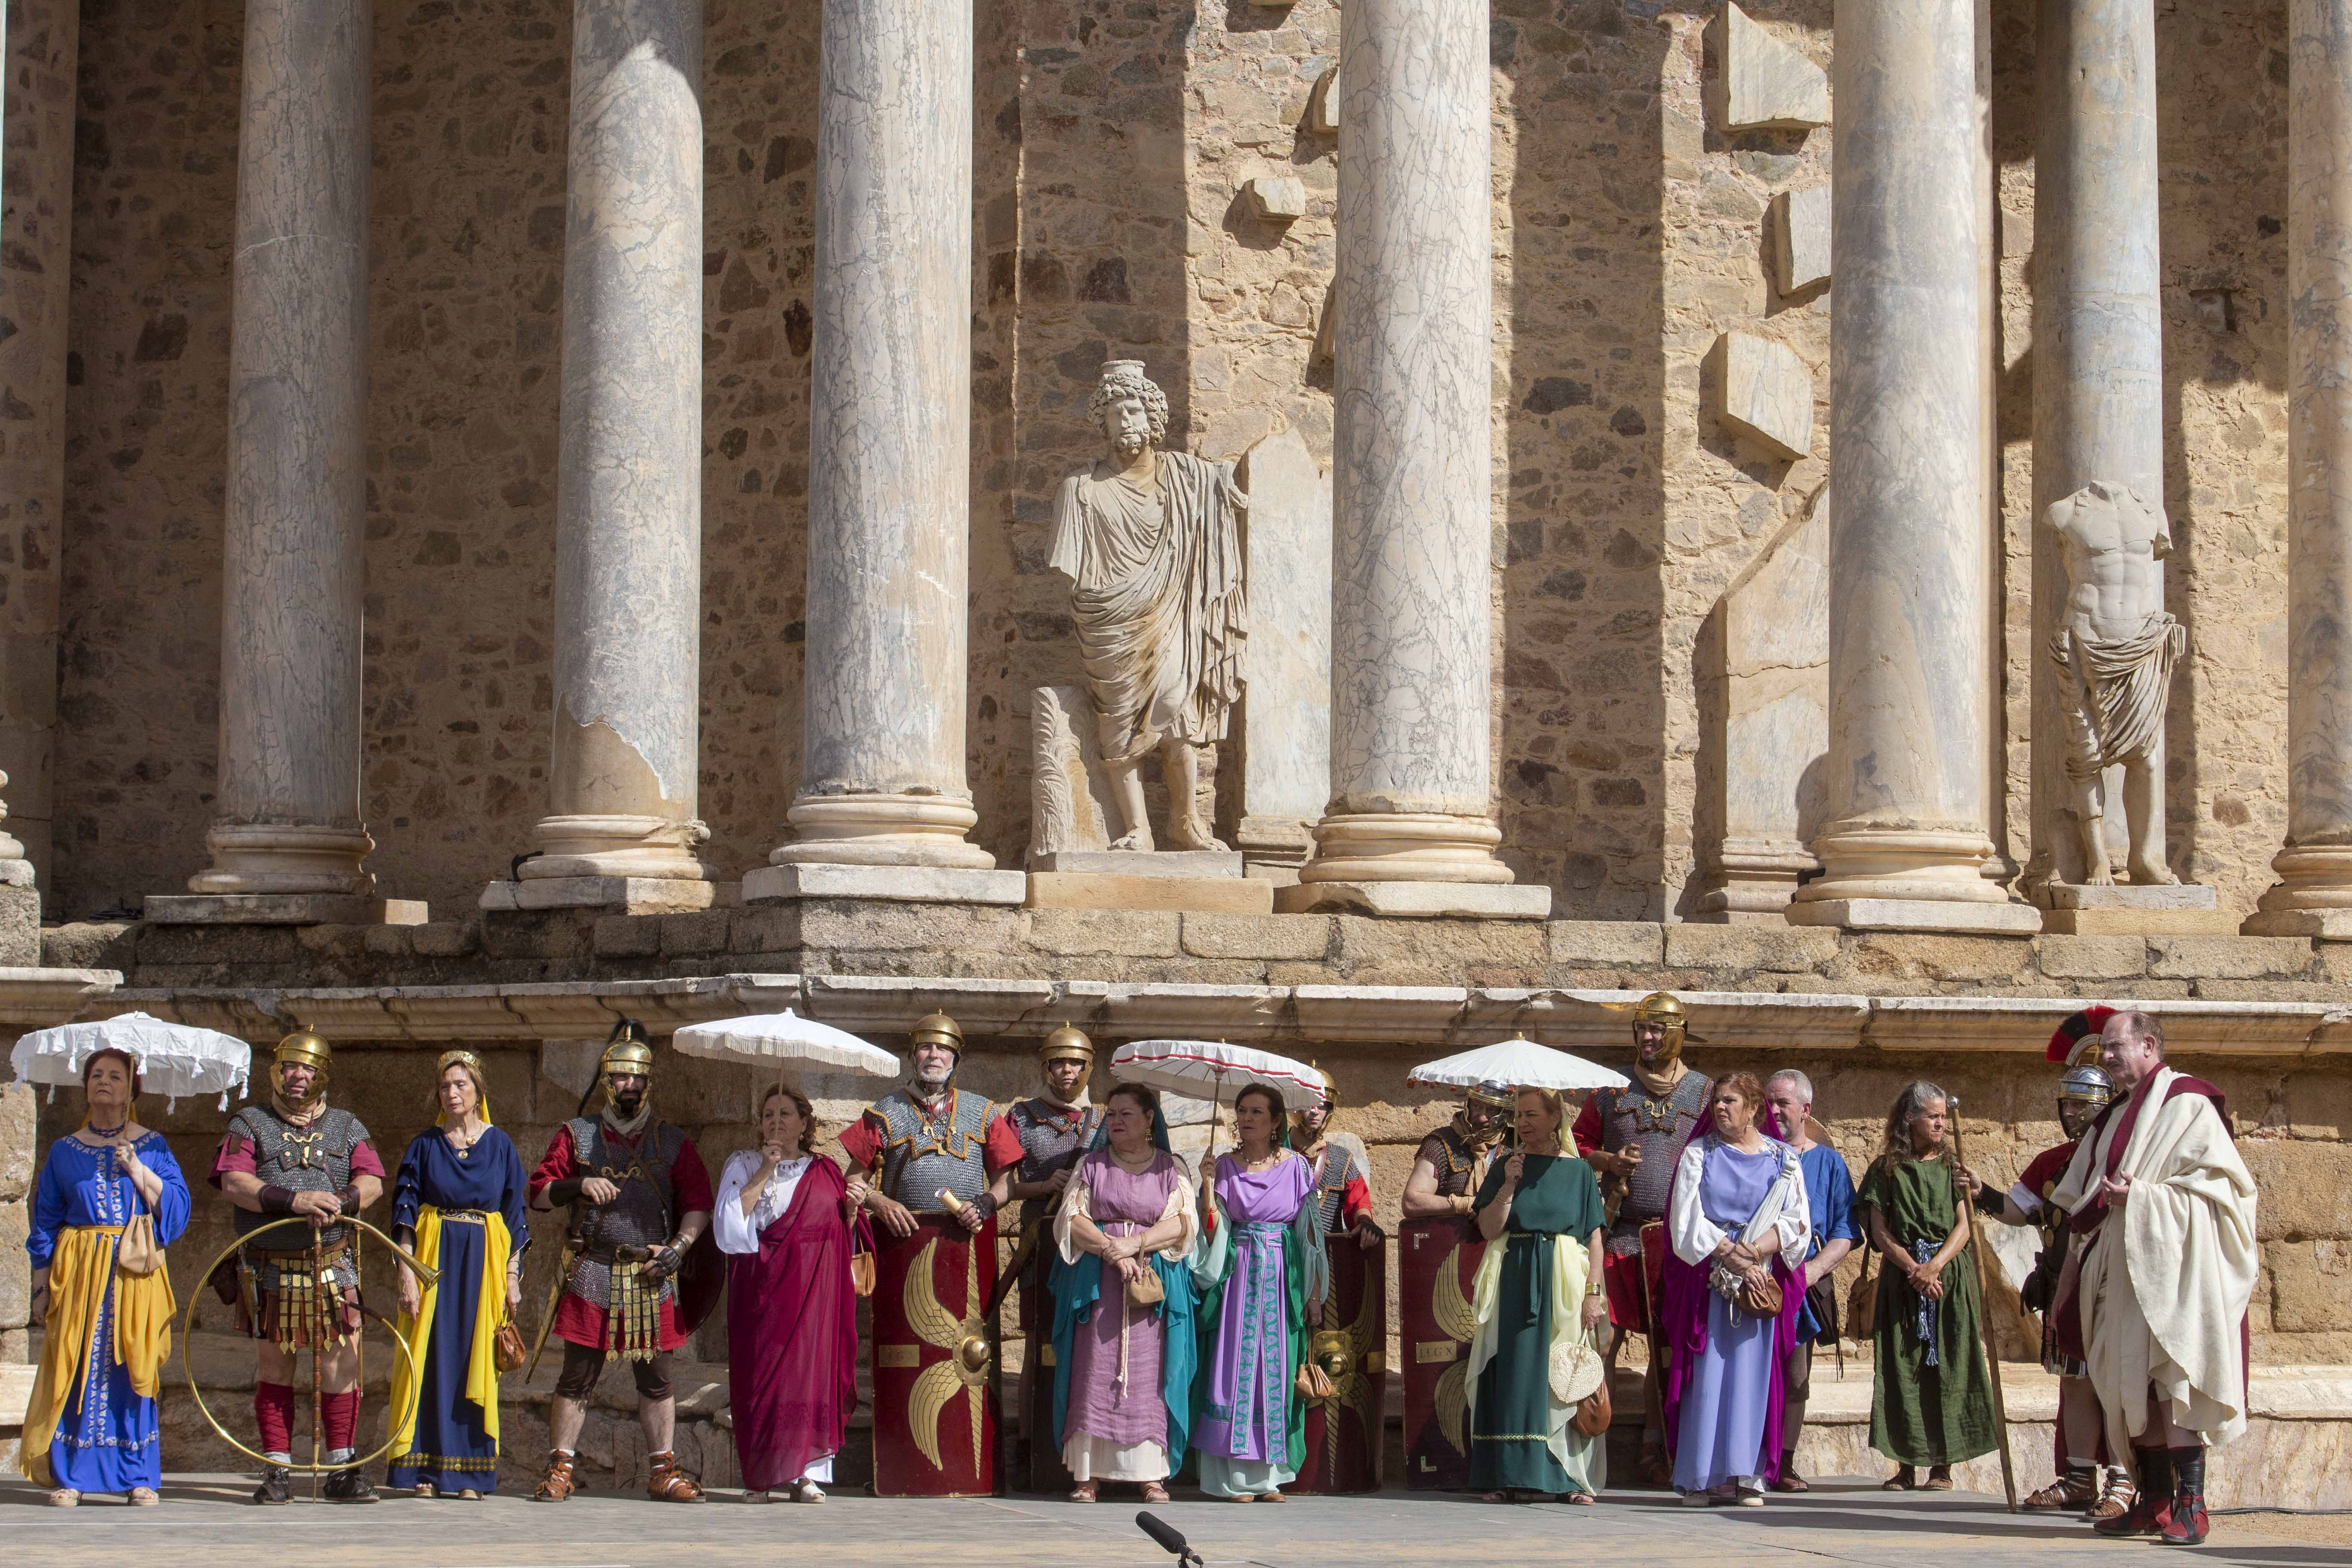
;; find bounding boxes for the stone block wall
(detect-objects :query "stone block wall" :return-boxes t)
[38,0,2309,926]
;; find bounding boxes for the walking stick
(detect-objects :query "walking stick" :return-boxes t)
[1947,1098,2018,1512]
[309,1219,326,1502]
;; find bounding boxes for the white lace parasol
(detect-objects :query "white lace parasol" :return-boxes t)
[11,1011,255,1111]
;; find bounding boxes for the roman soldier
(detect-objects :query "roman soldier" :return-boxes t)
[839,1012,1024,1497]
[1972,1014,2124,1519]
[1397,1079,1512,1488]
[1292,1066,1385,1494]
[527,1020,717,1504]
[1001,1026,1103,1490]
[1571,989,1712,1485]
[208,1030,387,1505]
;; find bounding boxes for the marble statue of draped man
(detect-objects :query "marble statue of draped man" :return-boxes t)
[1049,360,1247,853]
[2047,480,2186,887]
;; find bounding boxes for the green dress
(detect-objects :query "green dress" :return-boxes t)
[1857,1155,1998,1467]
[1467,1154,1608,1494]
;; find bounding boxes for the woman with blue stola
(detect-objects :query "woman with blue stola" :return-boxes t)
[1188,1082,1329,1502]
[386,1050,529,1498]
[1047,1081,1198,1504]
[22,1047,191,1506]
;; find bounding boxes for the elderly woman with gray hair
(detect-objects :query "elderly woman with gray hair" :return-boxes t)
[1857,1081,1997,1490]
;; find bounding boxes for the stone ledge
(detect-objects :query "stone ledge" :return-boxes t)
[481,876,729,914]
[89,974,2352,1054]
[1026,872,1272,914]
[143,894,429,927]
[1788,897,2044,934]
[743,864,1026,906]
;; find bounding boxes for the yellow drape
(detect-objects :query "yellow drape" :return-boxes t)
[388,1208,511,1456]
[18,1225,176,1489]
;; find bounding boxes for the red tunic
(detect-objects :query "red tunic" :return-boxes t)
[530,1122,715,1352]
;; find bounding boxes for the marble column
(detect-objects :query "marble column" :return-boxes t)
[2251,0,2352,934]
[0,0,77,899]
[509,0,713,910]
[183,0,378,911]
[753,0,1014,904]
[2029,0,2169,893]
[1285,0,1547,920]
[1789,0,2035,932]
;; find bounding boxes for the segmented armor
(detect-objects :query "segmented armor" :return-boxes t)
[1311,1131,1370,1235]
[230,1105,369,1295]
[562,1116,686,1311]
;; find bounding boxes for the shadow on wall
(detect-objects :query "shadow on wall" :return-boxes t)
[972,0,1198,870]
[1497,10,1671,919]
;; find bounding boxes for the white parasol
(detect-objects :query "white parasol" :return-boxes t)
[670,1009,900,1078]
[10,1011,255,1110]
[1407,1037,1628,1095]
[1109,1038,1325,1112]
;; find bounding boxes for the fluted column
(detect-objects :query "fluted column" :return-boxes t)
[184,0,377,908]
[1789,0,2035,932]
[2029,0,2167,891]
[1284,0,1547,920]
[754,0,1005,899]
[0,0,77,898]
[509,0,712,909]
[2251,0,2352,934]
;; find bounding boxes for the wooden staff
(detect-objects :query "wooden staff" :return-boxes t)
[1946,1096,2018,1511]
[309,1219,326,1502]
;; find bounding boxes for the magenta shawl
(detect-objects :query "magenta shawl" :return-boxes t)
[1656,1104,1807,1485]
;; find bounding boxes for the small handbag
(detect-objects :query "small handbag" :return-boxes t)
[1847,1248,1878,1340]
[1734,1269,1784,1320]
[1295,1359,1336,1402]
[115,1172,163,1278]
[1572,1381,1613,1437]
[1125,1263,1165,1307]
[494,1320,528,1373]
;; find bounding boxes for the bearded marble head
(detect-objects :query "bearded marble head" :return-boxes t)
[1089,359,1169,460]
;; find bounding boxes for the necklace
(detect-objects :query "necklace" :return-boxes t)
[1110,1145,1157,1171]
[446,1120,479,1159]
[85,1120,128,1140]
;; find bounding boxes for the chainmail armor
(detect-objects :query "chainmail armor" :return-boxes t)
[562,1117,685,1311]
[1006,1098,1100,1226]
[874,1088,998,1211]
[1592,1070,1712,1254]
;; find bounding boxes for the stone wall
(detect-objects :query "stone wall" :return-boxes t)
[35,0,2311,925]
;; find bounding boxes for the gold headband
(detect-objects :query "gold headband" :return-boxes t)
[435,1048,492,1125]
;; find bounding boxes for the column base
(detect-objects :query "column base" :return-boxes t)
[744,862,1026,906]
[1295,812,1516,885]
[145,894,428,926]
[1785,897,2040,934]
[480,876,731,914]
[1694,837,1818,922]
[187,822,376,896]
[1792,827,2007,906]
[2245,845,2352,934]
[523,814,714,882]
[1276,880,1552,919]
[770,794,996,870]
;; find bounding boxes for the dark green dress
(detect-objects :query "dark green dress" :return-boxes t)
[1467,1154,1607,1494]
[1857,1154,1997,1466]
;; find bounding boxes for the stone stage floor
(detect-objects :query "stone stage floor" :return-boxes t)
[0,1477,2343,1567]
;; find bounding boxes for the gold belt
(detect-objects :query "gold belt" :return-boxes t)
[438,1209,489,1224]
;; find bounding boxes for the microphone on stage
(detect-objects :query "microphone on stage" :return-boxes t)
[1136,1511,1205,1566]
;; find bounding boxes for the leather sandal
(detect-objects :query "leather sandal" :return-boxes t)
[1922,1466,1954,1491]
[1883,1467,1917,1491]
[533,1450,578,1503]
[1141,1483,1170,1504]
[1069,1483,1098,1503]
[646,1450,705,1503]
[128,1488,160,1507]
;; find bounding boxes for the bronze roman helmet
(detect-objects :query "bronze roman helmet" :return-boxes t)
[1038,1025,1094,1068]
[1630,990,1701,1057]
[599,1017,656,1084]
[273,1029,333,1110]
[912,1011,966,1058]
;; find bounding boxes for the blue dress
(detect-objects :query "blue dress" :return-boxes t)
[386,1125,528,1493]
[27,1133,191,1493]
[1671,1142,1782,1492]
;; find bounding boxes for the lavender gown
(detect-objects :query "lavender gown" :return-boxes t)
[1058,1149,1190,1479]
[1191,1152,1320,1498]
[1672,1143,1783,1491]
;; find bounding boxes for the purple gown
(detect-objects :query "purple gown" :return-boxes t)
[1192,1153,1315,1479]
[1062,1149,1187,1469]
[1671,1142,1783,1491]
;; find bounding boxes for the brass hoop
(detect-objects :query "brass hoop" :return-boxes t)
[176,1215,438,1474]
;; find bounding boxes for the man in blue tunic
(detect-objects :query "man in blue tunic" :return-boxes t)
[1763,1069,1860,1491]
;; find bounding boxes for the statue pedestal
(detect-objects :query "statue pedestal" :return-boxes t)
[1025,849,1271,913]
[2037,881,2234,935]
